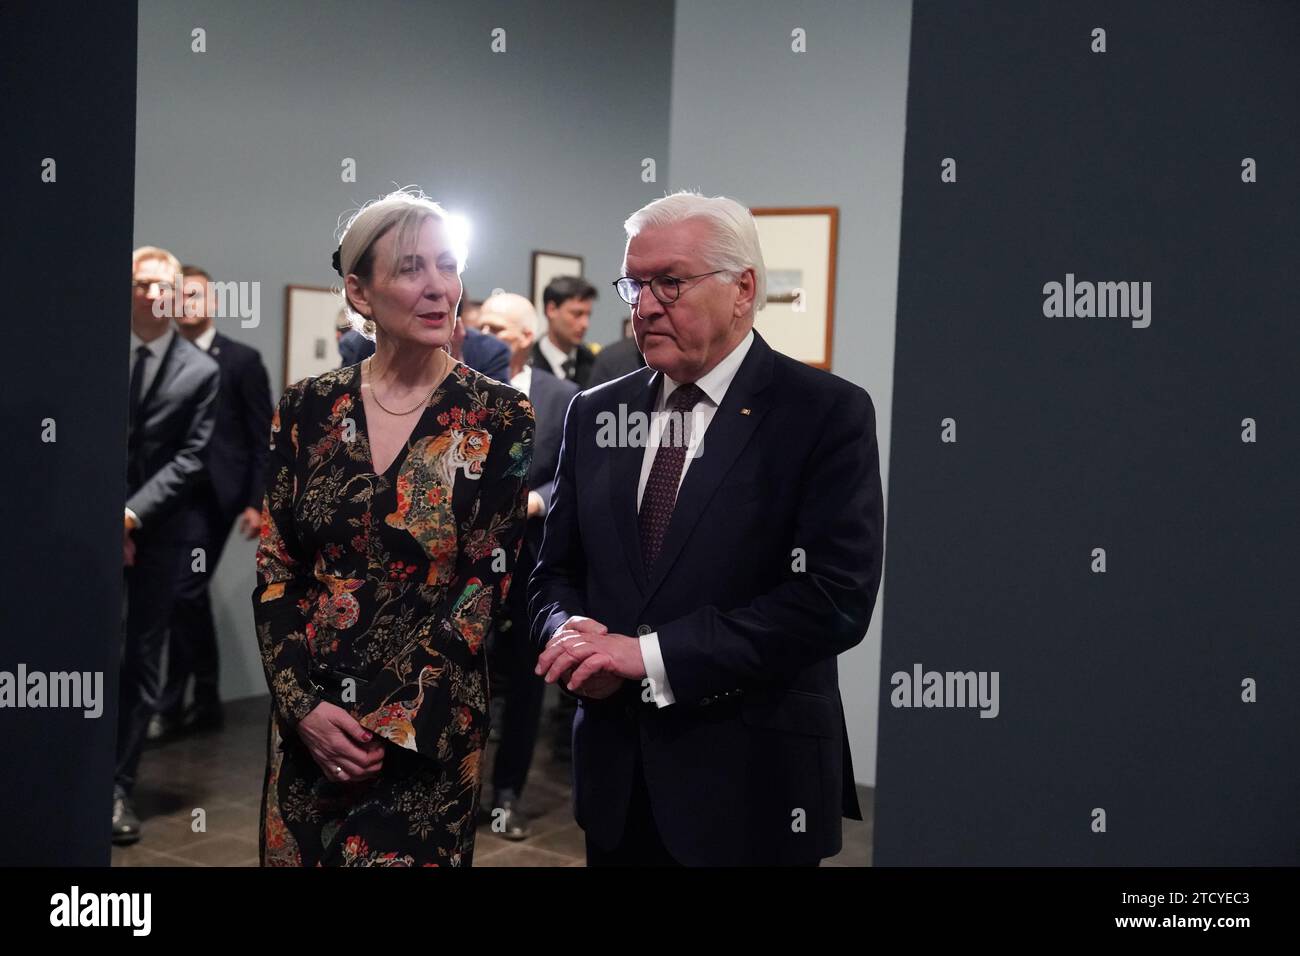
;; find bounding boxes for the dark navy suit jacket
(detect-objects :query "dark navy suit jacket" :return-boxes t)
[528,331,883,865]
[200,331,272,516]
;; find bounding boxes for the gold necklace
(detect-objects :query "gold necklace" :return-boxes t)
[365,351,447,416]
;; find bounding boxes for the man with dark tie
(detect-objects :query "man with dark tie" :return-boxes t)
[477,292,579,838]
[119,246,220,843]
[529,192,883,866]
[152,265,272,739]
[531,276,597,387]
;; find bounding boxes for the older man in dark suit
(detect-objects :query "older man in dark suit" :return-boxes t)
[119,247,220,843]
[152,265,272,738]
[530,192,883,866]
[478,292,579,839]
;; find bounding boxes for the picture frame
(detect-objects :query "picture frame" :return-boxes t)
[530,250,585,320]
[750,206,839,369]
[283,284,349,386]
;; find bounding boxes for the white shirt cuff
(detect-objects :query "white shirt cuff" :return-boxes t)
[639,632,675,708]
[529,490,548,518]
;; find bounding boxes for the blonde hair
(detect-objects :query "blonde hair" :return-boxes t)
[132,245,181,279]
[335,187,467,339]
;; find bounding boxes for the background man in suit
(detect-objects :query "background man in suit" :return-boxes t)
[527,274,599,754]
[478,292,579,838]
[459,297,484,329]
[529,192,883,866]
[119,246,221,843]
[338,295,510,381]
[336,324,371,367]
[152,265,273,739]
[532,276,597,387]
[587,333,645,388]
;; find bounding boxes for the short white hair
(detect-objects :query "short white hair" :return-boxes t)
[622,191,767,316]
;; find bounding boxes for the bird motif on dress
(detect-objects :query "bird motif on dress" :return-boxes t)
[449,577,492,653]
[363,662,443,751]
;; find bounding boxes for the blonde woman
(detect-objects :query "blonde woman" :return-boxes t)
[253,189,534,866]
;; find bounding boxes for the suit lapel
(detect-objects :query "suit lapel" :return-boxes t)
[136,332,182,423]
[642,335,776,603]
[531,341,554,377]
[608,369,660,597]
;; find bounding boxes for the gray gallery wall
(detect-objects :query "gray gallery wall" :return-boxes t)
[667,0,912,786]
[134,0,675,701]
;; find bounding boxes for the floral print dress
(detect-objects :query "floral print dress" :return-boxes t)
[252,360,533,866]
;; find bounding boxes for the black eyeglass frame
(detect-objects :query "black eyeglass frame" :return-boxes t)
[611,270,730,306]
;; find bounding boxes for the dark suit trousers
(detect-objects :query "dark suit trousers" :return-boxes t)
[552,692,578,749]
[489,616,546,799]
[583,716,822,867]
[585,728,680,866]
[159,487,232,716]
[117,535,190,793]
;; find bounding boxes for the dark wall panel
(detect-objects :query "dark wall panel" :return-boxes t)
[0,0,137,865]
[876,0,1299,865]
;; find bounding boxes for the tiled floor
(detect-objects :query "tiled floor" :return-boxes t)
[112,694,873,867]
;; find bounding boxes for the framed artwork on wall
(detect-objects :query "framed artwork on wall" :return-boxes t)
[531,250,584,320]
[750,206,839,369]
[283,284,348,386]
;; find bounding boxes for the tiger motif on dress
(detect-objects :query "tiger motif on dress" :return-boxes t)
[384,428,490,586]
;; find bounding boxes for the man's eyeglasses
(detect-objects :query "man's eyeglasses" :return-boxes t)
[132,279,174,294]
[612,271,728,306]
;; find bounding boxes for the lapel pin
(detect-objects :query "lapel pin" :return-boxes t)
[740,407,751,415]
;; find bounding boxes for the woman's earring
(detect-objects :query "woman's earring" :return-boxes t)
[362,317,376,335]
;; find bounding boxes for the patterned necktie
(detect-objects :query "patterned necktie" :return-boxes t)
[128,344,150,426]
[561,357,576,381]
[638,383,705,572]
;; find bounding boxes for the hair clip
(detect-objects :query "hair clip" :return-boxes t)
[331,247,343,277]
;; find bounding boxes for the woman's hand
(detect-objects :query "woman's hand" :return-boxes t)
[296,701,385,783]
[238,506,263,540]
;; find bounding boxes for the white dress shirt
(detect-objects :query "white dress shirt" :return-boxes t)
[194,325,217,352]
[125,326,177,529]
[635,329,755,708]
[538,335,576,379]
